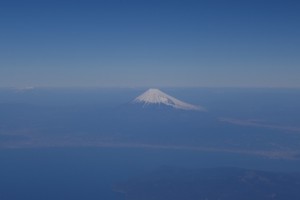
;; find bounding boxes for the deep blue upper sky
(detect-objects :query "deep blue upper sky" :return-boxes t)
[0,0,299,88]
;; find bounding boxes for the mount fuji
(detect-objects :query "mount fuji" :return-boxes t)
[132,88,204,111]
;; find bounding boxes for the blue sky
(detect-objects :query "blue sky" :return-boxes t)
[0,0,299,88]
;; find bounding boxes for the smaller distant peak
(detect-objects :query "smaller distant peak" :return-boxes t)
[14,86,36,93]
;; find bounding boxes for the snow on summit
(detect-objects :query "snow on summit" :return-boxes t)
[133,88,204,111]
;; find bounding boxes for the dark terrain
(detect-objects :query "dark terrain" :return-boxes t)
[116,167,300,200]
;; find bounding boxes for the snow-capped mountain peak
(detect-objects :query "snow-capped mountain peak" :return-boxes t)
[133,88,203,111]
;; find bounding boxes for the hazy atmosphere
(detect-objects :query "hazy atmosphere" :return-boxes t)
[1,1,300,200]
[1,0,300,87]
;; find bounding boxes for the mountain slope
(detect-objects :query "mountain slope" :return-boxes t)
[132,88,204,111]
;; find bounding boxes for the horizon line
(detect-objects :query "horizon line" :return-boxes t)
[1,85,300,90]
